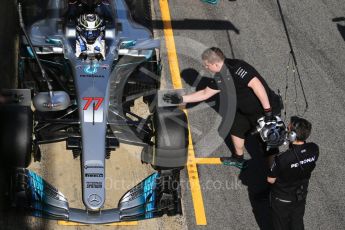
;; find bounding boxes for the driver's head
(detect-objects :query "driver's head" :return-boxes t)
[77,14,103,44]
[201,47,225,73]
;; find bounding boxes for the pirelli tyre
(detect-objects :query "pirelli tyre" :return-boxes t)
[151,107,188,170]
[0,105,33,168]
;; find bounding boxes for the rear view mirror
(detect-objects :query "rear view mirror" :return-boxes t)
[33,91,70,112]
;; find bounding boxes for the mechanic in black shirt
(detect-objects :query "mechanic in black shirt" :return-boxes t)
[163,47,280,168]
[268,116,319,230]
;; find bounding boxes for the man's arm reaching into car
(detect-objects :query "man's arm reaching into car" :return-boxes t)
[182,87,220,103]
[163,87,220,104]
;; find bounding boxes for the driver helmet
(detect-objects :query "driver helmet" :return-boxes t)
[77,14,104,44]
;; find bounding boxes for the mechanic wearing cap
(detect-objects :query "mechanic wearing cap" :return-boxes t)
[267,116,319,230]
[163,47,281,169]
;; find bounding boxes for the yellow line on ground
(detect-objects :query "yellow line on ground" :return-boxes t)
[184,127,207,225]
[57,221,138,226]
[58,221,87,226]
[159,0,183,89]
[159,0,207,225]
[106,221,138,226]
[195,158,222,165]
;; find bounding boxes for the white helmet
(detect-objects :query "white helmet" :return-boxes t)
[77,14,104,44]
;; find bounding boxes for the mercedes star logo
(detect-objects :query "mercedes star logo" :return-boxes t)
[88,194,102,206]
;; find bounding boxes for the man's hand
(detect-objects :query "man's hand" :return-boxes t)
[264,108,274,122]
[163,93,183,104]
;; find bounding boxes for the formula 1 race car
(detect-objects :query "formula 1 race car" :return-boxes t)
[0,0,188,224]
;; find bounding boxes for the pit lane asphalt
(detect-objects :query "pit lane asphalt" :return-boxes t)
[155,0,345,229]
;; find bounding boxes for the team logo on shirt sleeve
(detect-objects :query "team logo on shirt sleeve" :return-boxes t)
[235,67,248,79]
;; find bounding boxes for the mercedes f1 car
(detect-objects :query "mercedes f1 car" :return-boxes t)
[0,0,188,224]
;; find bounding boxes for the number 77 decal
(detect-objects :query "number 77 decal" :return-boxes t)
[83,97,104,110]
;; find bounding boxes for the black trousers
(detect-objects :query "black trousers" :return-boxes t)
[271,196,306,230]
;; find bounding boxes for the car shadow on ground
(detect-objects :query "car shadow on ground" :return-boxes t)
[332,17,345,42]
[238,134,274,230]
[180,68,220,111]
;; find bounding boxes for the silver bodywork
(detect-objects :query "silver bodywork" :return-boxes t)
[27,0,159,210]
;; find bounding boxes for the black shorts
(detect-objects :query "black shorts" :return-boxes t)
[230,112,261,139]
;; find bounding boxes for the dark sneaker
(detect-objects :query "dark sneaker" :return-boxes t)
[220,156,248,169]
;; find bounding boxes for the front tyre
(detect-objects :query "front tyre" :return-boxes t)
[151,107,188,170]
[0,105,33,168]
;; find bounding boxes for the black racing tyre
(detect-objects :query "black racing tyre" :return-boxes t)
[0,1,32,169]
[151,107,188,170]
[0,0,18,90]
[0,105,33,168]
[125,0,152,30]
